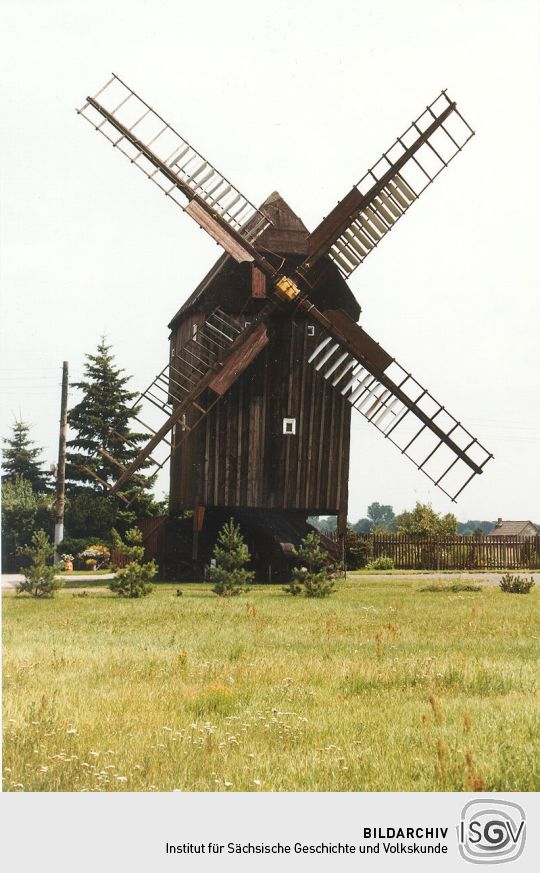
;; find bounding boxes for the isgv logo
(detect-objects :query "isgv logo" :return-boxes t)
[458,799,526,864]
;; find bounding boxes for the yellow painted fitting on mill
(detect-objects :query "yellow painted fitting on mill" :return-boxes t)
[275,275,301,301]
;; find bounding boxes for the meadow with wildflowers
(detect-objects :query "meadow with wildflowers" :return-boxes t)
[3,578,538,792]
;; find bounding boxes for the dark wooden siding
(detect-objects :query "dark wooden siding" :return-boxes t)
[169,312,351,515]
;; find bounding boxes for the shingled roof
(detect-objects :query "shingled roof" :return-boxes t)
[487,520,538,536]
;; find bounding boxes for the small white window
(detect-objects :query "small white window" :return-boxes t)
[283,417,296,435]
[307,324,315,336]
[245,319,251,327]
[180,413,188,432]
[192,323,198,340]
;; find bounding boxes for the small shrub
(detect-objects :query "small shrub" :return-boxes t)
[344,530,372,569]
[284,532,337,598]
[109,528,156,598]
[367,555,395,570]
[207,519,254,597]
[16,530,63,598]
[420,582,482,593]
[499,573,535,594]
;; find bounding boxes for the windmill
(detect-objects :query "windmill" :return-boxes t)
[77,75,492,576]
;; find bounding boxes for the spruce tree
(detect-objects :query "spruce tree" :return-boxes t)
[208,519,254,596]
[109,527,156,598]
[66,338,154,504]
[2,419,50,491]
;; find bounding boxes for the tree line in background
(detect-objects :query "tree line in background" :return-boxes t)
[1,339,164,571]
[310,502,516,538]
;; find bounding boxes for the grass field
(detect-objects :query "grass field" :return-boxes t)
[3,578,539,792]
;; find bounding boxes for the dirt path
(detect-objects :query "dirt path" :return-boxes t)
[2,573,115,589]
[4,571,538,590]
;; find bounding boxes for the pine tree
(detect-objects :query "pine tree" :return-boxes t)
[284,532,336,597]
[109,527,156,598]
[207,519,254,596]
[66,338,155,504]
[2,419,50,491]
[17,529,63,598]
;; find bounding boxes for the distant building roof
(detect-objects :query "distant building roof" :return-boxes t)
[487,520,538,536]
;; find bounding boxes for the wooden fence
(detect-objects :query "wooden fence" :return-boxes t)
[110,523,539,572]
[343,534,540,571]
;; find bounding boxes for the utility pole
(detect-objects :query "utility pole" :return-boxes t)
[54,361,69,562]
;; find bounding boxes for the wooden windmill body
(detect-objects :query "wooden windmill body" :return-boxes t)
[168,193,359,548]
[77,76,493,575]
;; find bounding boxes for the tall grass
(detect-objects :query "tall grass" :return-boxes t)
[3,578,538,792]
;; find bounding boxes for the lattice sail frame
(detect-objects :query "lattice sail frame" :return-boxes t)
[77,74,272,245]
[324,92,474,277]
[308,329,492,501]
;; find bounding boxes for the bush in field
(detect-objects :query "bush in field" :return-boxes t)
[344,529,373,569]
[208,519,253,597]
[367,555,395,570]
[109,527,156,598]
[420,582,482,593]
[16,530,63,598]
[285,532,336,598]
[499,574,535,594]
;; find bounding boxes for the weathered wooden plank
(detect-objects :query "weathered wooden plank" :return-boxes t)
[251,265,267,298]
[304,351,318,509]
[295,320,308,508]
[322,309,393,371]
[283,318,295,506]
[208,324,268,396]
[325,383,336,509]
[185,200,255,264]
[306,187,364,264]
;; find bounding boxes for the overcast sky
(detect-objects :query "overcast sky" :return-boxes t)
[1,0,539,523]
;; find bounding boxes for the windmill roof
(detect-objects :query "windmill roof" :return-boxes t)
[169,191,360,329]
[487,520,538,536]
[169,192,317,327]
[255,190,310,252]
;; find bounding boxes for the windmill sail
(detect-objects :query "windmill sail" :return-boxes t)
[77,74,273,263]
[109,310,270,494]
[302,91,474,278]
[304,306,492,501]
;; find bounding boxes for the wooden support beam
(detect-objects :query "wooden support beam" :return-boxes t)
[251,265,267,298]
[322,309,393,371]
[208,324,268,395]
